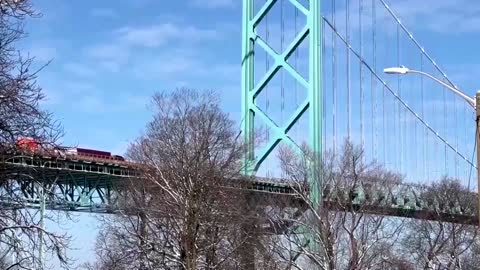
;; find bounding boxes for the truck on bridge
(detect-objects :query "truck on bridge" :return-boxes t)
[15,137,125,161]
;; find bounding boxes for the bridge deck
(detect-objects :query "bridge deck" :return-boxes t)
[0,153,477,225]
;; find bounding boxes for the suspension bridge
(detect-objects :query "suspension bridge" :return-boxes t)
[1,0,478,229]
[242,0,478,220]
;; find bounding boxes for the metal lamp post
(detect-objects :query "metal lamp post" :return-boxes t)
[383,66,480,225]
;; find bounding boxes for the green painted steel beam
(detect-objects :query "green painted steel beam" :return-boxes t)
[309,0,322,207]
[241,0,323,181]
[241,1,323,254]
[241,0,255,175]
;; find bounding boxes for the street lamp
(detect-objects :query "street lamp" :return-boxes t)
[384,66,476,108]
[384,65,480,225]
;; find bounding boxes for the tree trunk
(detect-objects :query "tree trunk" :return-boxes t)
[139,211,147,270]
[205,227,218,270]
[239,222,255,270]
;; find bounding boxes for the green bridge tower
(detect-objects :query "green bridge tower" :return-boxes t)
[241,0,323,204]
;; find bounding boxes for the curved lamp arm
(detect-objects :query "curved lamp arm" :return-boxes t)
[383,66,476,108]
[408,69,475,108]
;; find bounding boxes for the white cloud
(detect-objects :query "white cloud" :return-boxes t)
[83,22,221,73]
[115,23,219,48]
[132,54,198,80]
[190,0,235,9]
[383,0,480,34]
[77,93,150,114]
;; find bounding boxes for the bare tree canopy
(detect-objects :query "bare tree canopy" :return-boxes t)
[0,0,61,149]
[90,88,256,270]
[401,178,478,269]
[0,1,68,269]
[86,105,480,270]
[269,141,480,270]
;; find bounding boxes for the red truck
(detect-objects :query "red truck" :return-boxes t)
[15,137,125,161]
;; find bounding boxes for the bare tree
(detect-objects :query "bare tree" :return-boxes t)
[79,228,130,270]
[400,178,478,269]
[0,0,61,149]
[92,89,256,269]
[269,140,407,270]
[268,140,480,270]
[0,0,68,269]
[460,239,480,269]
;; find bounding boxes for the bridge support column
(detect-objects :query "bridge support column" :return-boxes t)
[38,183,45,270]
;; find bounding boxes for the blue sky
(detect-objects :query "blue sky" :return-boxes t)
[23,0,243,156]
[18,0,480,267]
[22,0,244,267]
[21,0,480,160]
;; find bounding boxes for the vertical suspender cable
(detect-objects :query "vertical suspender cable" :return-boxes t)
[280,0,285,178]
[359,0,364,148]
[383,84,386,165]
[443,81,448,175]
[372,0,377,160]
[265,0,270,176]
[433,81,438,178]
[464,103,468,181]
[346,0,351,140]
[332,0,337,154]
[322,19,326,158]
[397,24,402,173]
[421,54,427,181]
[280,0,285,125]
[392,28,397,169]
[294,5,299,145]
[455,92,458,179]
[412,59,417,179]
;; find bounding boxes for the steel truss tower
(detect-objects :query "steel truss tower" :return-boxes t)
[241,0,322,205]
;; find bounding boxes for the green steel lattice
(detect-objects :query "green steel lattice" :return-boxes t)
[241,0,322,204]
